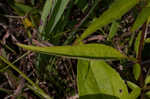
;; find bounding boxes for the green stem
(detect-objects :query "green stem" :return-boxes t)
[0,51,30,72]
[0,56,52,99]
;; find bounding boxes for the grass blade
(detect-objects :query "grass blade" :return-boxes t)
[75,0,138,43]
[0,56,52,99]
[39,0,52,33]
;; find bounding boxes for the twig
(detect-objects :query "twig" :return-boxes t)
[12,79,25,98]
[138,23,147,99]
[3,15,24,19]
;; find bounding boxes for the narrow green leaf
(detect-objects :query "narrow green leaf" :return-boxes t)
[46,0,69,33]
[108,21,119,40]
[131,7,150,32]
[147,16,150,24]
[134,31,142,56]
[133,63,141,80]
[76,0,138,43]
[50,0,69,32]
[127,81,140,90]
[145,75,150,85]
[39,0,52,33]
[10,3,33,15]
[78,60,129,99]
[0,56,52,99]
[129,7,150,47]
[17,43,126,60]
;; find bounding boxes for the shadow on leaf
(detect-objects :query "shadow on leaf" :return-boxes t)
[80,94,119,99]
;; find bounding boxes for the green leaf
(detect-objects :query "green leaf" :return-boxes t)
[131,7,150,32]
[147,1,150,7]
[77,60,95,96]
[45,0,69,34]
[17,43,126,60]
[128,88,141,99]
[50,0,69,32]
[39,0,52,33]
[108,21,119,40]
[10,3,33,15]
[0,56,52,99]
[77,60,129,99]
[76,0,138,43]
[145,91,150,98]
[145,38,150,43]
[79,94,119,99]
[134,31,142,56]
[147,16,150,24]
[130,7,150,47]
[127,81,140,90]
[145,75,150,85]
[127,81,141,99]
[133,63,141,80]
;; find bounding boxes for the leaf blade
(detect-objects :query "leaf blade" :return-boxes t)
[17,43,126,60]
[78,60,129,99]
[76,0,138,43]
[127,81,141,99]
[131,7,150,32]
[108,21,119,40]
[133,63,141,80]
[39,0,52,33]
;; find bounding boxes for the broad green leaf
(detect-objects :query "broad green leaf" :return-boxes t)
[127,81,141,99]
[77,60,98,96]
[134,31,142,56]
[17,43,126,60]
[76,0,138,43]
[108,21,119,40]
[133,63,141,80]
[145,75,150,85]
[131,7,150,32]
[39,0,52,33]
[77,60,129,99]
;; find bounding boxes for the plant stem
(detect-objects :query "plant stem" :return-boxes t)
[0,56,52,99]
[137,22,146,99]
